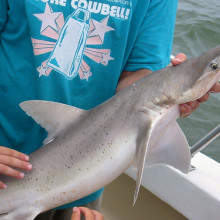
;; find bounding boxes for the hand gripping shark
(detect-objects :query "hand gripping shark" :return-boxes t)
[1,46,220,220]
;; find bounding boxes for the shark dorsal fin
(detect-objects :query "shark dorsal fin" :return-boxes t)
[20,100,87,144]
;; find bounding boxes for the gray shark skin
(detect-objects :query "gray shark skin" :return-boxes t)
[0,46,220,220]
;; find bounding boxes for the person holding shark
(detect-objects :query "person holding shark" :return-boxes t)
[0,0,220,220]
[1,54,219,190]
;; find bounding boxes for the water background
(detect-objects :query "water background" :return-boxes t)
[173,0,220,162]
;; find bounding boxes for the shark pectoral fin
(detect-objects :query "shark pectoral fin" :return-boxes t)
[20,100,87,144]
[145,119,191,174]
[133,105,191,205]
[133,119,157,206]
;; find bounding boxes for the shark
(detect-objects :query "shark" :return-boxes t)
[0,45,220,220]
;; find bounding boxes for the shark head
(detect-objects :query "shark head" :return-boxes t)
[179,54,220,103]
[170,45,220,104]
[130,45,220,109]
[197,55,220,87]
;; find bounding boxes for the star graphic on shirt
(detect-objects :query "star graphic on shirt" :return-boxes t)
[100,51,114,66]
[37,64,49,77]
[89,16,114,43]
[82,70,92,81]
[34,3,62,33]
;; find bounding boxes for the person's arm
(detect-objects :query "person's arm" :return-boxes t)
[0,146,32,189]
[118,0,177,92]
[71,207,104,220]
[116,68,152,93]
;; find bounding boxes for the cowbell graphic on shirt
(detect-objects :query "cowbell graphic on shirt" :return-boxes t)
[32,3,115,81]
[47,8,90,79]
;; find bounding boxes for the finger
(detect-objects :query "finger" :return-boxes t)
[179,103,192,117]
[71,207,81,220]
[171,53,187,66]
[188,101,200,112]
[187,101,200,111]
[209,82,220,93]
[0,181,7,190]
[0,155,32,171]
[0,164,25,179]
[93,210,104,220]
[198,93,210,103]
[179,100,200,117]
[0,146,29,162]
[78,207,96,220]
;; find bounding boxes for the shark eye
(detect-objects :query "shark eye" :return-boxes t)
[210,61,219,70]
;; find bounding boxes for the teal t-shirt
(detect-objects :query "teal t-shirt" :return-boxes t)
[0,0,177,209]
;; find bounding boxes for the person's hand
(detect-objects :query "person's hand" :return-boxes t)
[0,146,32,189]
[71,207,104,220]
[171,53,220,117]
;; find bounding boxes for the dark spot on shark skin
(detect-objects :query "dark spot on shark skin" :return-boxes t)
[0,85,8,93]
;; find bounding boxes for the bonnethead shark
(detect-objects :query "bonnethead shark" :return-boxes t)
[0,46,220,220]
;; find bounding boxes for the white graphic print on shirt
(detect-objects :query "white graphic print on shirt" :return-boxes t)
[32,2,131,81]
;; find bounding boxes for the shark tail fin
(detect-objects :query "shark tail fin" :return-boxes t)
[20,100,87,145]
